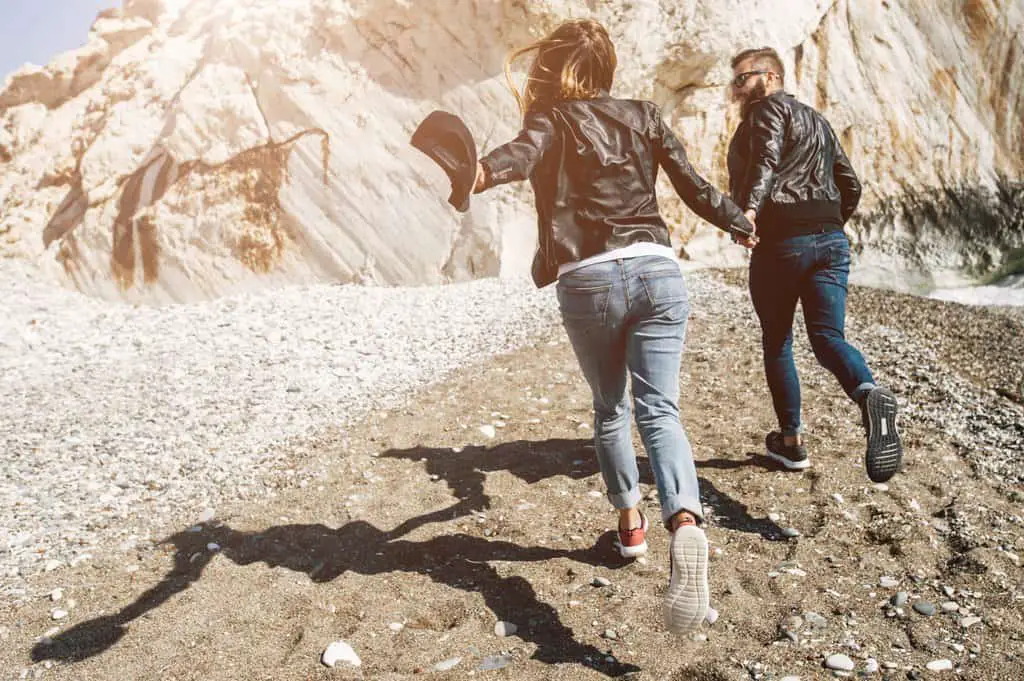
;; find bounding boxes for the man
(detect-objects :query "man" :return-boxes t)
[726,47,903,483]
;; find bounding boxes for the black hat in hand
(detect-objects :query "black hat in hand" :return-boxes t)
[411,110,477,213]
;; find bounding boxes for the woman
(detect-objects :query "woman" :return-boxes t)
[472,19,756,634]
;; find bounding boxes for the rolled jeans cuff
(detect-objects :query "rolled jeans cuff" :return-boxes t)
[660,493,704,527]
[781,425,804,437]
[607,486,642,510]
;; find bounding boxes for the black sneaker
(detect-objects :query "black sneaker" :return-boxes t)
[861,387,903,482]
[765,432,811,470]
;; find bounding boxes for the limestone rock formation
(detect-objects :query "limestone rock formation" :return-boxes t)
[0,0,1021,302]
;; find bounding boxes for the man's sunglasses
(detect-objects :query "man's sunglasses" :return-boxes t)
[732,70,773,87]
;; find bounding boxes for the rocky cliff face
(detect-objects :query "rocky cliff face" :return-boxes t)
[1,0,1021,302]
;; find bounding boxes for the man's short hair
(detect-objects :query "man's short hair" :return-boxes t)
[731,47,785,84]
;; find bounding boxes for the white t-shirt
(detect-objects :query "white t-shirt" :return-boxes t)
[557,242,678,279]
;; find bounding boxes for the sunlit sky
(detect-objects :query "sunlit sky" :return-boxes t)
[0,0,117,79]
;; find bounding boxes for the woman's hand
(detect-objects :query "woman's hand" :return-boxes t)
[473,162,487,193]
[734,210,759,248]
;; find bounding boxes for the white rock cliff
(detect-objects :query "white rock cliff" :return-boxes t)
[0,0,1021,302]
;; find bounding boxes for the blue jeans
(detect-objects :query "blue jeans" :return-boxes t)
[749,231,876,436]
[556,255,702,525]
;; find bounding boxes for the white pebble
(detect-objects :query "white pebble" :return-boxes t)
[478,425,497,439]
[49,588,63,602]
[926,659,953,672]
[494,621,518,637]
[321,640,361,667]
[50,610,68,621]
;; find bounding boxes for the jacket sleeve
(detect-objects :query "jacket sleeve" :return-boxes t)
[654,108,754,238]
[477,111,555,191]
[832,134,862,223]
[742,96,788,215]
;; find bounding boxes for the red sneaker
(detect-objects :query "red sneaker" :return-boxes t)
[616,511,648,558]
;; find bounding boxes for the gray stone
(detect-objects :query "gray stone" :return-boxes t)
[592,576,612,587]
[434,657,462,672]
[879,576,899,588]
[891,592,909,607]
[913,601,936,616]
[825,653,855,671]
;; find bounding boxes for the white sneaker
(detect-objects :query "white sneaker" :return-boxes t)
[664,525,709,635]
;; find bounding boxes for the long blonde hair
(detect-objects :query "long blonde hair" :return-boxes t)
[504,19,617,117]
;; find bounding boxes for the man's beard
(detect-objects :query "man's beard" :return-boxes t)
[739,80,770,119]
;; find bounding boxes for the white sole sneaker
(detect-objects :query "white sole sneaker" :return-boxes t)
[765,449,812,470]
[664,525,709,635]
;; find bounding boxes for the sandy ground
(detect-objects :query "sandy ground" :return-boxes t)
[3,271,1023,681]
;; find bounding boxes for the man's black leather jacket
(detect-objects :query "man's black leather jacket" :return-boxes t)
[478,93,754,287]
[727,90,861,241]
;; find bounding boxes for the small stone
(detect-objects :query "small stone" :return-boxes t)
[913,602,936,616]
[825,653,855,671]
[804,612,828,629]
[879,576,899,588]
[478,425,496,439]
[781,615,803,633]
[942,586,956,598]
[882,661,899,669]
[950,643,965,653]
[781,527,801,538]
[832,493,845,505]
[959,616,982,628]
[780,677,802,681]
[50,610,68,621]
[206,543,220,552]
[587,490,602,498]
[388,622,404,632]
[691,632,707,642]
[321,640,361,667]
[874,483,889,492]
[705,607,719,625]
[864,658,879,674]
[43,560,61,573]
[710,546,723,560]
[592,577,612,587]
[891,592,909,607]
[602,629,618,640]
[198,508,215,523]
[434,657,461,672]
[568,600,581,608]
[478,655,512,671]
[768,513,782,522]
[940,601,959,612]
[494,621,518,637]
[926,659,953,672]
[49,588,64,602]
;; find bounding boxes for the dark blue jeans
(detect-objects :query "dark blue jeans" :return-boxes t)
[749,231,876,436]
